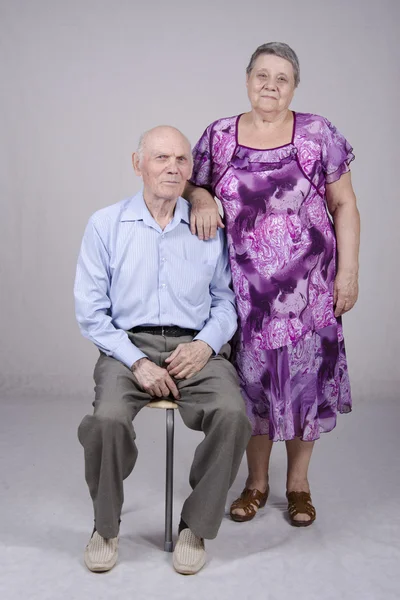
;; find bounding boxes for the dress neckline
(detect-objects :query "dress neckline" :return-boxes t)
[235,111,296,151]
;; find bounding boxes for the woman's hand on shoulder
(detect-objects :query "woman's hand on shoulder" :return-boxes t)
[191,197,224,240]
[185,183,224,240]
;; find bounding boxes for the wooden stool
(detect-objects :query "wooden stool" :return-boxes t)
[146,399,178,552]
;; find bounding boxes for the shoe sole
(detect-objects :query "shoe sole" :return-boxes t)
[173,553,206,575]
[84,552,118,573]
[230,513,258,522]
[290,519,315,527]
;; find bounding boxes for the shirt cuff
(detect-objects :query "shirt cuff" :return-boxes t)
[112,336,147,369]
[193,323,226,356]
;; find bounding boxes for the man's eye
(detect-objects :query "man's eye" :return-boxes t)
[177,157,187,162]
[157,155,167,159]
[258,73,267,78]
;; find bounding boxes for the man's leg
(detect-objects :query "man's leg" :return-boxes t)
[170,343,252,540]
[167,341,251,574]
[77,352,151,541]
[78,332,168,544]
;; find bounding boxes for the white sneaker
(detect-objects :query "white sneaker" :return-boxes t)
[173,528,206,575]
[84,531,119,572]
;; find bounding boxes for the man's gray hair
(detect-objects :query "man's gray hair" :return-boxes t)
[136,126,192,165]
[246,42,300,87]
[136,132,147,164]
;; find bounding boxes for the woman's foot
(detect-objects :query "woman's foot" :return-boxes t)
[231,435,273,521]
[286,490,316,527]
[230,479,269,521]
[285,437,315,524]
[286,479,315,525]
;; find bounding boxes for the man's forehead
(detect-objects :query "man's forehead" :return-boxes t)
[149,145,190,156]
[146,132,190,153]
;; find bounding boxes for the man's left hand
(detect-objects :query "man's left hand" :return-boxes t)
[165,340,213,379]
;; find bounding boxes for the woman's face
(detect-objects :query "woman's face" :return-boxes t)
[246,54,296,114]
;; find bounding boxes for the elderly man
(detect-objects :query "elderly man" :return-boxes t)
[74,126,251,575]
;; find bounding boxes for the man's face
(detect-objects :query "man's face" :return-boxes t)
[133,128,192,202]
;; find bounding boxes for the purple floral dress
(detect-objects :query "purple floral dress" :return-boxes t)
[190,112,355,441]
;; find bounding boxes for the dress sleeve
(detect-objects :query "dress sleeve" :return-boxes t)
[189,124,213,192]
[321,118,355,184]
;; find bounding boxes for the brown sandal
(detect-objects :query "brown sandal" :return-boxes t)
[286,491,316,527]
[230,486,270,522]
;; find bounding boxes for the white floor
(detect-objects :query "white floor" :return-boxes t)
[0,394,399,600]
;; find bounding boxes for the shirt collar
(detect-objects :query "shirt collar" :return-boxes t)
[120,190,190,227]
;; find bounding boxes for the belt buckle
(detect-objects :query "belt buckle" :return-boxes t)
[161,326,165,336]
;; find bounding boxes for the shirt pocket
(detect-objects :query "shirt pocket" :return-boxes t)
[172,257,216,307]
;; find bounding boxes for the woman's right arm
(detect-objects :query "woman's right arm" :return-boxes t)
[183,182,224,240]
[186,120,225,239]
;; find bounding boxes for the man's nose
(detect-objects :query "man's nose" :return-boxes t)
[166,158,179,173]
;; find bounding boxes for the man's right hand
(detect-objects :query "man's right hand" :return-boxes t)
[131,358,180,400]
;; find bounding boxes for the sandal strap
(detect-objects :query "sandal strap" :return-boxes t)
[286,491,316,520]
[230,487,269,517]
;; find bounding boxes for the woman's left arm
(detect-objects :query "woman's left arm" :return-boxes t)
[326,171,360,317]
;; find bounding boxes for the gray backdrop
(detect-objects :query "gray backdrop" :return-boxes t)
[1,0,398,401]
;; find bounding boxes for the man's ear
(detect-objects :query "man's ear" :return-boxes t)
[187,161,193,182]
[132,152,141,176]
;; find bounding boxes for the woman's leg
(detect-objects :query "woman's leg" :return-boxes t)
[285,437,315,522]
[230,434,273,518]
[246,434,274,490]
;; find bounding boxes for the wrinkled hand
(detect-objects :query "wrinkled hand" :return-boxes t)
[165,341,213,379]
[333,271,359,317]
[131,358,180,399]
[190,197,224,240]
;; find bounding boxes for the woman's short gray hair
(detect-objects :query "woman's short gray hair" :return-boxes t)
[246,42,300,87]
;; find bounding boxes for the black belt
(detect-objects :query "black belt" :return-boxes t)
[130,326,198,337]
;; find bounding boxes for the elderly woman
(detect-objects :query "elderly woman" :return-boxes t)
[184,42,360,526]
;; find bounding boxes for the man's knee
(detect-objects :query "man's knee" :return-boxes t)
[94,400,131,422]
[211,398,251,436]
[78,404,132,446]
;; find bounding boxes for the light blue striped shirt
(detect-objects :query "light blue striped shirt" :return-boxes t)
[74,191,237,368]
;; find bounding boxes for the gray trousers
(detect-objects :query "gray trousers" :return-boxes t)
[78,332,252,540]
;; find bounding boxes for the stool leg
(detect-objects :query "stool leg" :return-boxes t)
[164,408,174,552]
